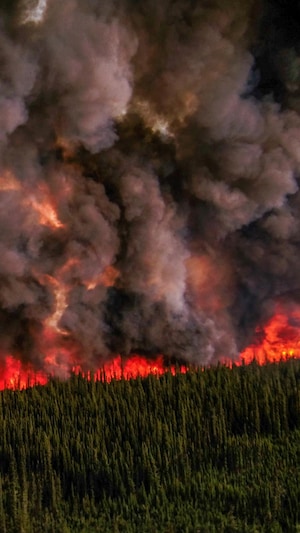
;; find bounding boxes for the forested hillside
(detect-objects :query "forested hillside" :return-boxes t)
[0,360,299,532]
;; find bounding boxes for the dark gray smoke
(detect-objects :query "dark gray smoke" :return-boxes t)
[0,0,300,372]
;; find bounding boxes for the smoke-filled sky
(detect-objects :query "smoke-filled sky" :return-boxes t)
[1,0,300,372]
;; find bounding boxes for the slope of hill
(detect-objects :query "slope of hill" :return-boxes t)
[0,360,299,532]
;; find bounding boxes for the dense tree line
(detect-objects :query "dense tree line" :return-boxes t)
[0,359,299,532]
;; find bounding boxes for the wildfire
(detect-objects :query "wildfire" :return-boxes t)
[239,307,300,365]
[98,355,187,381]
[0,354,187,390]
[0,356,47,390]
[1,306,300,390]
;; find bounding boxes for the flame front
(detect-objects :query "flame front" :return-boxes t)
[0,356,47,390]
[0,353,187,390]
[239,307,300,365]
[1,305,300,390]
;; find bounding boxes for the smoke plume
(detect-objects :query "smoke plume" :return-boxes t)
[0,0,300,372]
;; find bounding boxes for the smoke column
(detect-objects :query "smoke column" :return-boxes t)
[0,0,300,376]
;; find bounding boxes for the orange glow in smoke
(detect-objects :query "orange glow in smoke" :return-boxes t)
[29,197,64,229]
[0,169,64,229]
[86,265,119,290]
[1,306,300,390]
[0,170,21,191]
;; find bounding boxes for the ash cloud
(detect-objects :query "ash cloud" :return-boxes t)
[0,0,299,371]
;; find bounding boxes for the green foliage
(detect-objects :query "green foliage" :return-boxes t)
[0,359,299,532]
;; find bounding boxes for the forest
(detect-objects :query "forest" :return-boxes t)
[0,359,299,532]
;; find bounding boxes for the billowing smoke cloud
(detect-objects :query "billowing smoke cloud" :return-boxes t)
[0,0,300,372]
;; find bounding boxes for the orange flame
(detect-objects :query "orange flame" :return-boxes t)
[93,355,187,381]
[0,356,47,390]
[238,307,300,365]
[0,354,187,390]
[1,306,300,390]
